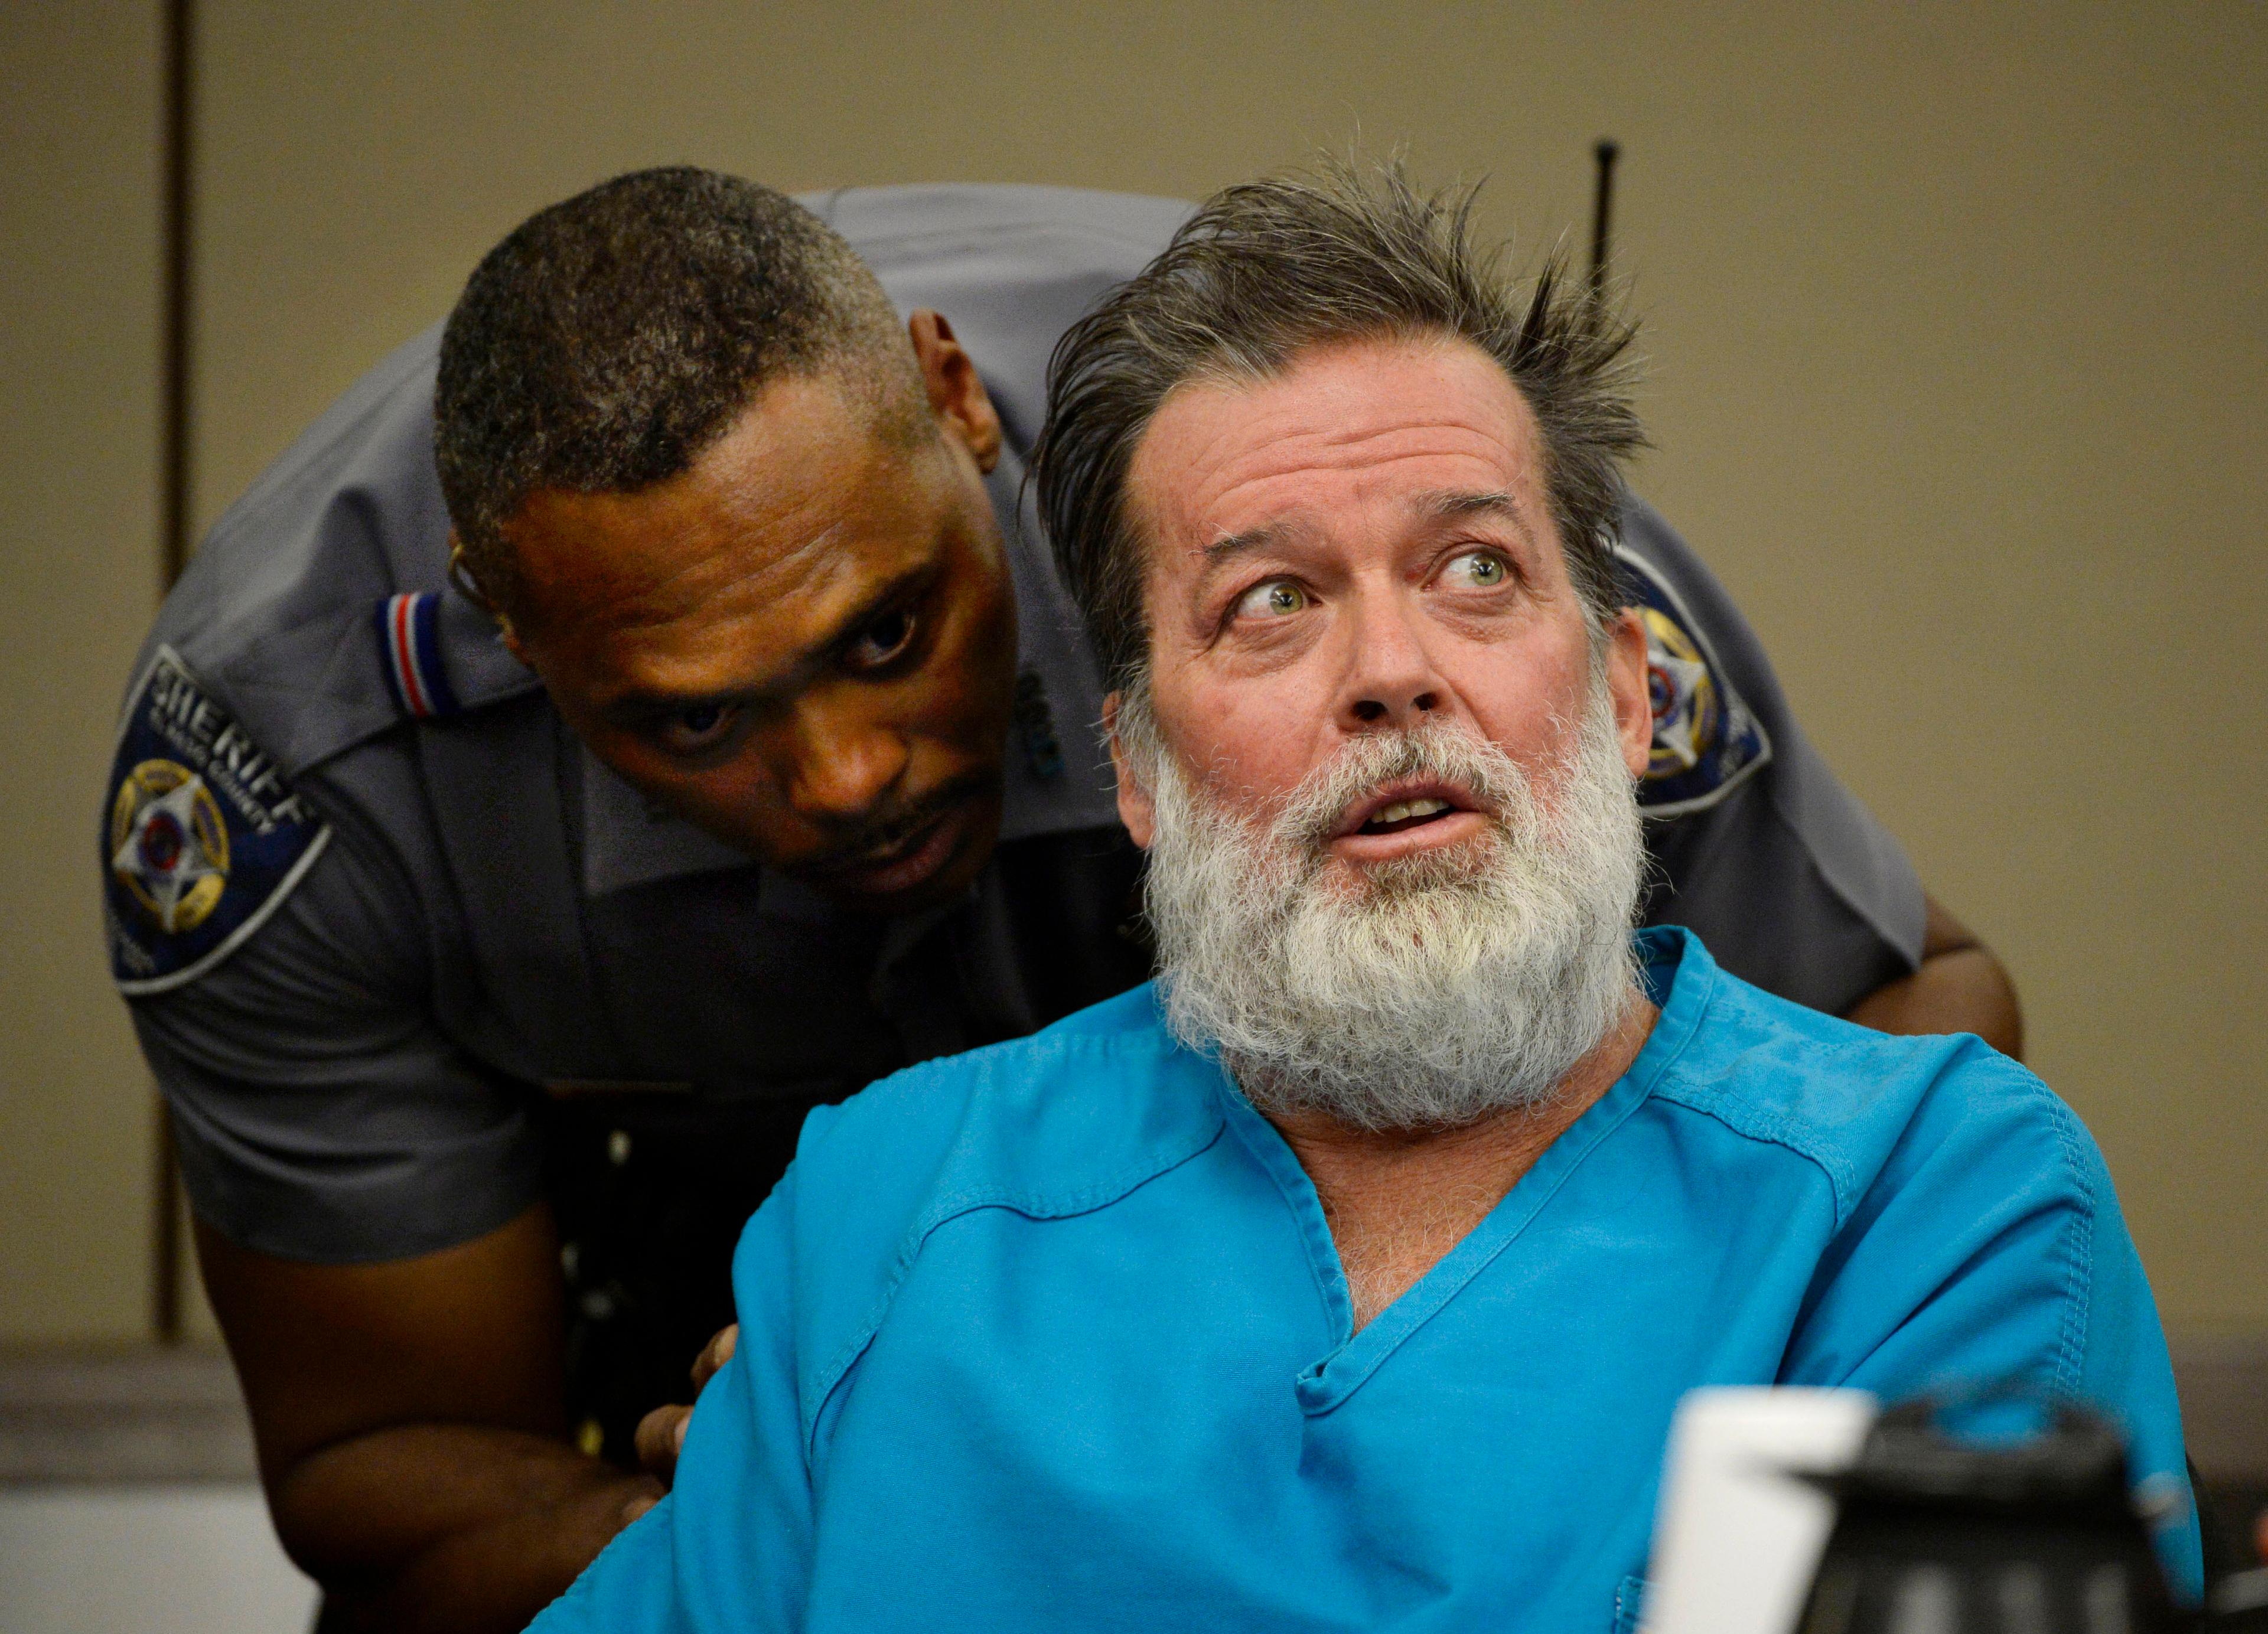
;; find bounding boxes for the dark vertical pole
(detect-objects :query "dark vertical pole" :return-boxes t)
[152,0,196,1346]
[160,0,194,593]
[1588,138,1620,306]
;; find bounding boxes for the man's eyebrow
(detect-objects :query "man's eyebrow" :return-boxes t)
[1415,489,1529,532]
[1193,492,1527,576]
[1201,521,1300,565]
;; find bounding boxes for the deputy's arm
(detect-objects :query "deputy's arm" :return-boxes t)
[198,1205,653,1634]
[1616,500,2025,1049]
[1844,893,2023,1058]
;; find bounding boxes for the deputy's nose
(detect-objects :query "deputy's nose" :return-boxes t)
[784,715,911,824]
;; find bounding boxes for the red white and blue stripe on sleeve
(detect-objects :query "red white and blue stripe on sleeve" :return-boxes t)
[374,592,462,720]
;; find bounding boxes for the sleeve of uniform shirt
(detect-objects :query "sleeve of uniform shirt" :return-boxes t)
[1624,497,1928,1016]
[527,1127,823,1634]
[1781,1040,2202,1599]
[127,777,544,1264]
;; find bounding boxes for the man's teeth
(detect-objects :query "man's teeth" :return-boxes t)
[1371,797,1451,827]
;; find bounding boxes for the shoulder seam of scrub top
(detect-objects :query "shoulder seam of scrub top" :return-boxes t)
[799,1120,1228,1461]
[1646,1068,1863,1228]
[1639,966,1969,1229]
[2042,1092,2097,1399]
[1648,1027,1978,1231]
[794,1020,1230,1457]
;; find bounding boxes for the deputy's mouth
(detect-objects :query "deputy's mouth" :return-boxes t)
[798,778,999,901]
[823,810,964,897]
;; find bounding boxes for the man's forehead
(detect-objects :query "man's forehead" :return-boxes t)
[1128,334,1548,549]
[504,387,947,698]
[585,525,876,671]
[514,376,911,563]
[1201,488,1534,556]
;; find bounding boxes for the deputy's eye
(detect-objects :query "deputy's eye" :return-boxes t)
[1234,579,1310,619]
[848,608,917,669]
[1442,550,1510,589]
[657,702,739,755]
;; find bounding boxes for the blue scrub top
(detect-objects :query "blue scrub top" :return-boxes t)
[531,929,2199,1633]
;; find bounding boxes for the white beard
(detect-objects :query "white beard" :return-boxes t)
[1129,675,1645,1131]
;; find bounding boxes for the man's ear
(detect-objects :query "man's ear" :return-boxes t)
[1605,606,1654,782]
[1103,692,1156,850]
[907,311,1002,475]
[448,530,524,657]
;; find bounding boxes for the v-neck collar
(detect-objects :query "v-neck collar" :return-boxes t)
[1214,927,1718,1416]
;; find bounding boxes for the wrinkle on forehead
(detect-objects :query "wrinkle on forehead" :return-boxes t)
[516,373,914,582]
[595,516,852,641]
[507,377,950,699]
[1130,335,1546,565]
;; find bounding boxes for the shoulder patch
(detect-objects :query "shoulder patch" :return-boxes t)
[103,646,332,995]
[1617,548,1772,817]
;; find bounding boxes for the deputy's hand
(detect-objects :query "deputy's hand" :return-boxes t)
[628,1324,739,1512]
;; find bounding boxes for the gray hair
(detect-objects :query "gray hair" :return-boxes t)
[1032,156,1645,693]
[1133,673,1645,1130]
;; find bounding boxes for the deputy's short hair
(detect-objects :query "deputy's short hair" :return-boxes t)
[435,166,917,612]
[1033,156,1644,693]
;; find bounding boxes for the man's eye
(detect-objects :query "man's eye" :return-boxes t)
[657,702,738,755]
[1233,579,1310,620]
[1442,550,1510,589]
[849,608,917,669]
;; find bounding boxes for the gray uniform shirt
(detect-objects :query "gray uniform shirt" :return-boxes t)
[106,184,1924,1270]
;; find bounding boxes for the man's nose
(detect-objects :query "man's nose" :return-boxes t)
[1335,593,1447,731]
[784,713,911,825]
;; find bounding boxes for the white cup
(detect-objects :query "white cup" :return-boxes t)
[1643,1387,1880,1634]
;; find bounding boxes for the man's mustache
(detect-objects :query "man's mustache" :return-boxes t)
[1272,722,1530,852]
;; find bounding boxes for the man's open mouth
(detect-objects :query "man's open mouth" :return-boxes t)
[1332,780,1485,842]
[1358,796,1458,836]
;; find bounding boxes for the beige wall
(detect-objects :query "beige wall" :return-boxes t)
[0,6,167,1342]
[5,2,2263,1339]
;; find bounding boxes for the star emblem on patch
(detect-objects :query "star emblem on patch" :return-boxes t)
[110,761,230,933]
[103,645,331,993]
[1640,609,1720,780]
[1614,548,1771,817]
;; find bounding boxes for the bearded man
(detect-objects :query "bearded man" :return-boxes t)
[526,164,2199,1633]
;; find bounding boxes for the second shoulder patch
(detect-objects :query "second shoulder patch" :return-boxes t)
[1616,549,1772,817]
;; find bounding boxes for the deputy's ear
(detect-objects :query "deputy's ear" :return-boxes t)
[907,310,1002,474]
[1605,606,1653,781]
[1104,692,1156,850]
[448,531,523,655]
